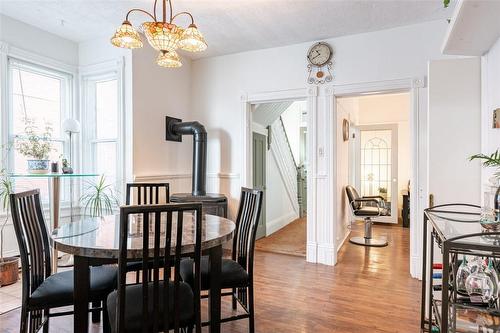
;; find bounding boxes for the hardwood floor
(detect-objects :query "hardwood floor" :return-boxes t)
[0,222,421,332]
[255,217,306,257]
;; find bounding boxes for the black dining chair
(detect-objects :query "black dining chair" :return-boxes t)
[180,187,263,333]
[125,182,170,282]
[10,189,117,333]
[107,202,202,333]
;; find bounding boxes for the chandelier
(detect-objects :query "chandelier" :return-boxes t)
[110,0,207,68]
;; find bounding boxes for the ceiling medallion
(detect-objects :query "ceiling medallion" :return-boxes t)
[111,0,207,68]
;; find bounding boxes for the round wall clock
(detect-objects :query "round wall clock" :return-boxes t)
[307,42,334,85]
[307,42,332,67]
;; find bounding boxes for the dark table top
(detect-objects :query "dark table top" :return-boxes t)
[51,213,235,259]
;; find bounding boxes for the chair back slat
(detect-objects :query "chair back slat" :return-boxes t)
[232,188,263,273]
[10,190,52,310]
[116,203,202,333]
[126,183,170,206]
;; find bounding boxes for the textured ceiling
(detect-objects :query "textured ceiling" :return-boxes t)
[0,0,453,58]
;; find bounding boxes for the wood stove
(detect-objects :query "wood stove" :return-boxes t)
[165,116,228,218]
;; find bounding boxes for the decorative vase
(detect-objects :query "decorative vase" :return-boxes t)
[0,257,19,287]
[27,160,50,174]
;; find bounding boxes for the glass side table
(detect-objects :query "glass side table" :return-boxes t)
[9,173,99,272]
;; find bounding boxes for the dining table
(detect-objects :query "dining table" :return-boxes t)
[51,213,236,333]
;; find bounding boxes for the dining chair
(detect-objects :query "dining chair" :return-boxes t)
[125,182,170,282]
[10,189,117,333]
[107,202,202,333]
[180,187,263,333]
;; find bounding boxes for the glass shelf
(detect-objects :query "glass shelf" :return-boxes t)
[9,173,99,178]
[434,299,500,333]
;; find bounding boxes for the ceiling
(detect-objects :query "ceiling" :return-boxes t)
[0,0,453,58]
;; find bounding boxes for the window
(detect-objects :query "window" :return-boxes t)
[82,72,122,190]
[7,59,72,201]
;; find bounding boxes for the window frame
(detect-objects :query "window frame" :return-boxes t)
[80,63,125,195]
[4,56,75,205]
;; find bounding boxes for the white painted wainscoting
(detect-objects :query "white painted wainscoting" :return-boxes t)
[134,173,241,220]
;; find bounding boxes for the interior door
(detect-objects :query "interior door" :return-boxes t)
[253,132,267,239]
[356,124,398,224]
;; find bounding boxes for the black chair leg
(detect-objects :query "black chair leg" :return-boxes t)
[20,306,28,333]
[232,288,237,310]
[248,286,255,333]
[136,269,140,283]
[103,298,111,333]
[91,301,101,323]
[43,309,49,333]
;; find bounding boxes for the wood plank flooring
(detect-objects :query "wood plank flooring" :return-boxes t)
[255,217,307,257]
[0,222,421,333]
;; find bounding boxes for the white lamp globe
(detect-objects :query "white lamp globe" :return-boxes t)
[63,119,81,134]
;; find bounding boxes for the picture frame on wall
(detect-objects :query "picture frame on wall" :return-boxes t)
[493,108,500,129]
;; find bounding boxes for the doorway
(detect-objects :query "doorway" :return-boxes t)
[251,100,308,257]
[337,92,412,246]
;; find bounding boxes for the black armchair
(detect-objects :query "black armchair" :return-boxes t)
[345,185,389,247]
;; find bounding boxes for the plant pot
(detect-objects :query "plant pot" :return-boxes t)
[0,257,19,287]
[27,159,50,174]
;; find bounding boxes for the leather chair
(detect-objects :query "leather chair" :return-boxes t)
[10,189,116,333]
[345,185,389,247]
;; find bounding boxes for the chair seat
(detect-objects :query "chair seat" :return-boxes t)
[28,265,117,310]
[107,281,194,333]
[354,206,387,216]
[126,259,168,272]
[180,256,249,290]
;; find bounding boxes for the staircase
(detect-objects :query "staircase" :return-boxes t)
[270,117,299,214]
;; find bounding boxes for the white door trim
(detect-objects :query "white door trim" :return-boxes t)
[241,87,319,263]
[330,77,426,279]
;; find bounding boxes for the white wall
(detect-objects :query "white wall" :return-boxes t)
[428,58,481,206]
[0,14,78,66]
[191,19,454,265]
[335,98,357,249]
[481,37,500,189]
[132,46,193,179]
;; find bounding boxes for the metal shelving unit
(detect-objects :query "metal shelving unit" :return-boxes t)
[421,204,500,333]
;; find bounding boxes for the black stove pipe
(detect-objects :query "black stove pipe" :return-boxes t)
[170,121,207,196]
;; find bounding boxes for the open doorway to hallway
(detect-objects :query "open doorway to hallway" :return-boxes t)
[250,100,308,257]
[337,92,411,248]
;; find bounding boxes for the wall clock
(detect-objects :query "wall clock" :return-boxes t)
[307,42,334,85]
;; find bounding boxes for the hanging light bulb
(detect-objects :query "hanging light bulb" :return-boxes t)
[110,21,143,49]
[178,24,207,52]
[156,50,182,68]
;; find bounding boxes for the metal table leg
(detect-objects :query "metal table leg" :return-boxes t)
[208,245,222,333]
[49,176,61,273]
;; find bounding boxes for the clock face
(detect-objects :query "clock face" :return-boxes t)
[307,42,332,67]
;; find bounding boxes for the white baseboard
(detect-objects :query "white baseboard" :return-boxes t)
[306,242,317,263]
[317,243,336,266]
[337,229,351,251]
[411,255,422,280]
[265,211,299,236]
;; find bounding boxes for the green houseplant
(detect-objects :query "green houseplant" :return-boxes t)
[0,169,18,287]
[80,175,119,217]
[16,118,53,174]
[469,149,500,180]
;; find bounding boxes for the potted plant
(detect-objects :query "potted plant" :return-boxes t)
[16,118,53,174]
[378,187,388,201]
[470,149,500,220]
[0,171,18,287]
[80,175,119,217]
